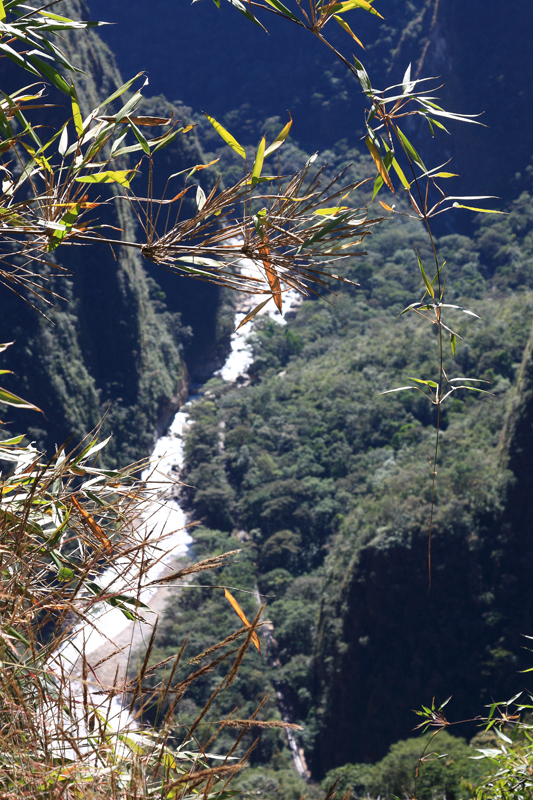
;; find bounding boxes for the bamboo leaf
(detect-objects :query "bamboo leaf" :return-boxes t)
[99,72,144,108]
[58,125,68,156]
[70,85,83,136]
[331,0,383,19]
[452,202,506,214]
[127,116,150,154]
[417,251,434,299]
[409,377,438,388]
[252,135,266,183]
[353,56,372,94]
[0,386,41,411]
[264,114,293,157]
[264,0,300,22]
[27,54,71,94]
[226,0,267,31]
[196,185,207,211]
[333,15,364,47]
[396,126,426,171]
[224,588,261,653]
[366,137,394,192]
[379,386,416,395]
[313,207,348,216]
[203,113,246,159]
[259,241,282,312]
[235,297,272,330]
[75,170,135,188]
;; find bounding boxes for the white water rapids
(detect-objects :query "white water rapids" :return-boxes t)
[55,291,307,772]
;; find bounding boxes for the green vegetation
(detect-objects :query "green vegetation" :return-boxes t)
[145,190,533,777]
[3,0,533,797]
[323,732,490,800]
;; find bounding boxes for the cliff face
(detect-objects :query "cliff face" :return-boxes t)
[86,0,533,213]
[310,319,533,773]
[0,1,230,465]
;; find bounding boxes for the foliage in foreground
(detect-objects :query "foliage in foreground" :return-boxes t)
[0,384,276,797]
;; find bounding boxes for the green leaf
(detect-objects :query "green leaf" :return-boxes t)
[0,0,6,21]
[57,567,74,582]
[396,126,426,171]
[331,0,383,19]
[452,202,506,214]
[353,56,372,94]
[391,157,410,189]
[27,54,71,94]
[203,113,246,159]
[251,135,266,183]
[0,386,41,411]
[416,251,434,299]
[366,137,394,192]
[299,210,351,249]
[333,15,364,47]
[450,333,456,357]
[0,41,41,77]
[128,116,150,154]
[264,114,293,157]
[226,0,267,30]
[99,72,144,108]
[263,0,300,22]
[75,170,135,188]
[47,203,81,252]
[70,85,83,136]
[115,90,143,123]
[409,377,438,388]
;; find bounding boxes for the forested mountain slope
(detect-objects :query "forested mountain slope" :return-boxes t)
[142,189,533,776]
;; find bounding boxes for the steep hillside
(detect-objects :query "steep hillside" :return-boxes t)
[0,1,232,464]
[86,0,533,213]
[141,185,533,776]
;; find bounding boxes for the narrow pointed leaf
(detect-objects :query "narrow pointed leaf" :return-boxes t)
[227,0,267,30]
[204,113,246,159]
[417,252,434,299]
[264,114,293,157]
[452,202,505,214]
[0,387,41,411]
[75,170,135,188]
[366,137,394,192]
[196,185,207,211]
[235,297,272,330]
[353,56,372,94]
[396,126,426,171]
[224,589,261,653]
[379,386,416,395]
[70,86,83,136]
[333,15,364,47]
[252,135,266,183]
[259,241,282,312]
[264,0,300,22]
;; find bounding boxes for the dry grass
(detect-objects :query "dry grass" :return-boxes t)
[0,430,273,799]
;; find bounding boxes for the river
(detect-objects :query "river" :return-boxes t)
[56,291,307,772]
